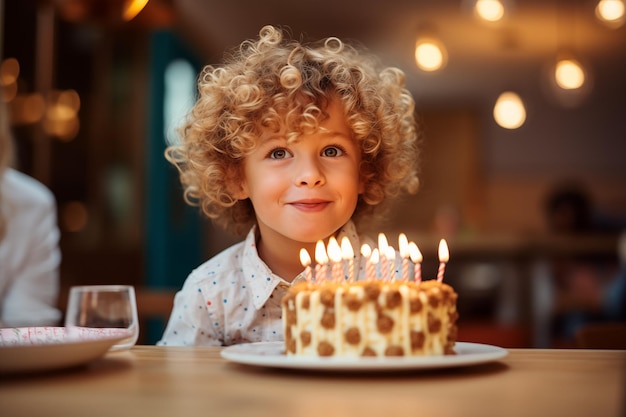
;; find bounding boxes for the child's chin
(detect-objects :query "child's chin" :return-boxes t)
[283,228,330,243]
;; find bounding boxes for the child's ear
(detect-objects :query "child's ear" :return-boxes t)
[231,181,249,200]
[226,167,249,200]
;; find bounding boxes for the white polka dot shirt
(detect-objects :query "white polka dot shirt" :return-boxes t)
[157,221,370,346]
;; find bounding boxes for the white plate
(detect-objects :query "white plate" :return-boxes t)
[221,341,508,372]
[0,327,132,374]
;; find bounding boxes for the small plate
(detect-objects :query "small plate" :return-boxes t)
[221,341,508,372]
[0,327,132,374]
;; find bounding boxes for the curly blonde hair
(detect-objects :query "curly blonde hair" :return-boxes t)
[166,25,420,237]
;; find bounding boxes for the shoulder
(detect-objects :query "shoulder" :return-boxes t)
[187,227,259,282]
[184,239,248,287]
[176,227,263,302]
[171,239,251,328]
[1,169,56,209]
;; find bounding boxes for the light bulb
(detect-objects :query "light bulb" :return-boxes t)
[493,91,526,129]
[595,0,625,26]
[475,0,505,22]
[415,39,447,72]
[555,59,585,90]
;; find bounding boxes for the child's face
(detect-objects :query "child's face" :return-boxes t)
[236,98,364,247]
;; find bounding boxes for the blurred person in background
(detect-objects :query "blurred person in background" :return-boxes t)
[603,231,626,322]
[544,181,625,344]
[0,101,61,327]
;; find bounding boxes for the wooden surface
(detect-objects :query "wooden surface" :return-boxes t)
[2,346,625,417]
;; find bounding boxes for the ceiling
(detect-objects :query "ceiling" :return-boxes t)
[164,0,626,106]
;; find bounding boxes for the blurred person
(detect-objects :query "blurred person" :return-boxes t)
[544,182,592,234]
[546,181,626,235]
[543,181,622,343]
[158,26,419,346]
[602,231,626,321]
[0,102,61,327]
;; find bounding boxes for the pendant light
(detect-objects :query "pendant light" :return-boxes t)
[554,57,586,90]
[595,0,625,28]
[543,52,592,108]
[474,0,505,22]
[414,28,448,72]
[414,38,447,72]
[493,91,526,129]
[543,2,592,107]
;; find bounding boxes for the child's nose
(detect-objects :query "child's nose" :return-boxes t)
[295,157,326,187]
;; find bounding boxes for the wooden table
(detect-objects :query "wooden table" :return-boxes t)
[2,346,625,417]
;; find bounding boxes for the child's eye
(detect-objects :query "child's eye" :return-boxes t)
[268,148,292,160]
[322,146,345,158]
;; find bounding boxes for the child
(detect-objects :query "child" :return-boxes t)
[158,25,419,346]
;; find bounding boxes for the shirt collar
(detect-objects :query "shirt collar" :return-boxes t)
[241,220,370,309]
[240,226,286,310]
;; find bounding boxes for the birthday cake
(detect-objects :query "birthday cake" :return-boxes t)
[281,236,459,357]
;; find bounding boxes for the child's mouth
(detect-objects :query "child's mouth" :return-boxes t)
[290,200,330,212]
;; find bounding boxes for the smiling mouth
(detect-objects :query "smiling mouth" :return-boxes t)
[290,200,330,211]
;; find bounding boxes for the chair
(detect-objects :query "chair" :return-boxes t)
[135,289,175,344]
[136,290,175,319]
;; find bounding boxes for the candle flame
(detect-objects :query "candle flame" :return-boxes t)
[408,242,423,263]
[438,239,449,263]
[315,240,329,264]
[299,248,311,267]
[360,243,372,258]
[327,236,343,263]
[370,248,380,264]
[398,233,410,258]
[385,245,396,260]
[341,236,354,260]
[378,233,389,253]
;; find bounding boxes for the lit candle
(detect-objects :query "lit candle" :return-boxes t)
[361,244,373,281]
[314,240,329,282]
[408,241,422,283]
[385,246,396,281]
[369,248,380,281]
[378,233,389,252]
[341,236,355,282]
[299,248,313,282]
[378,233,389,281]
[327,236,343,282]
[437,238,449,282]
[398,233,410,282]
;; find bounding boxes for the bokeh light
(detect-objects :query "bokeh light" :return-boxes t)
[595,0,625,27]
[414,38,447,72]
[475,0,505,22]
[493,91,526,129]
[555,59,585,90]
